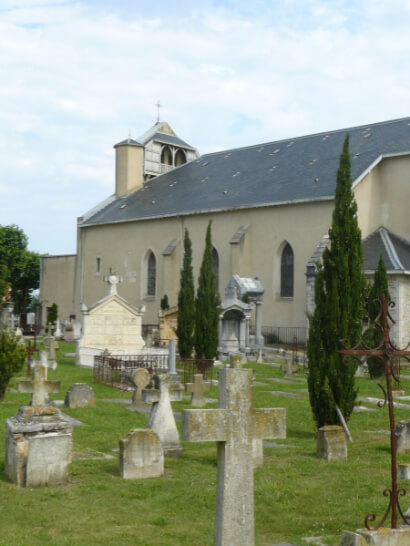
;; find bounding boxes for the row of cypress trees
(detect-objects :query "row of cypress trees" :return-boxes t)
[176,221,220,359]
[307,135,391,429]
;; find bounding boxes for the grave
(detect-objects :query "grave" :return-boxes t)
[182,367,286,546]
[65,383,96,408]
[129,368,151,407]
[5,351,79,486]
[143,374,183,457]
[186,374,211,407]
[317,426,347,461]
[396,420,410,454]
[77,272,145,367]
[119,429,164,479]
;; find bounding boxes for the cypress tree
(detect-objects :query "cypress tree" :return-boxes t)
[307,135,366,429]
[176,228,195,358]
[194,221,220,359]
[365,255,390,378]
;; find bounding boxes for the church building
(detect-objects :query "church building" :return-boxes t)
[40,117,410,347]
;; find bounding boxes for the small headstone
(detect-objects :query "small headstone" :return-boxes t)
[230,353,242,369]
[396,420,410,453]
[256,349,264,363]
[398,463,410,480]
[26,433,71,486]
[186,374,211,407]
[130,368,151,406]
[54,320,62,339]
[182,367,286,546]
[143,374,183,457]
[119,429,164,479]
[317,425,347,461]
[65,383,96,408]
[64,322,73,341]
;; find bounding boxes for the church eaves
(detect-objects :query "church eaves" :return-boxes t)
[80,117,410,228]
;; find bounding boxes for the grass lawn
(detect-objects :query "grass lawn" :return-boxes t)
[1,341,409,545]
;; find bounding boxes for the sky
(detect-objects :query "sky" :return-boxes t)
[1,0,410,256]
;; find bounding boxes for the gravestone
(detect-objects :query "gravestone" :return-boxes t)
[396,420,410,453]
[119,429,164,479]
[317,425,347,461]
[186,374,211,407]
[182,367,286,546]
[64,322,73,341]
[77,272,145,367]
[54,320,63,339]
[130,368,151,407]
[5,351,79,487]
[143,374,183,457]
[65,383,96,408]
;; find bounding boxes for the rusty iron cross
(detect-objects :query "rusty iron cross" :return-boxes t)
[339,295,410,530]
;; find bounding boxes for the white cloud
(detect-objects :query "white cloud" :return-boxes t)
[0,0,409,254]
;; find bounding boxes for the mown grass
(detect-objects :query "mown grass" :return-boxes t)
[0,341,409,545]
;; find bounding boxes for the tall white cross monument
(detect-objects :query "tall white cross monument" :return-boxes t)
[182,367,286,546]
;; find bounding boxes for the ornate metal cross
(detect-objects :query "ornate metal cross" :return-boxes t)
[339,295,410,529]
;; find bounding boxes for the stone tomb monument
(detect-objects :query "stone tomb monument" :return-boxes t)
[143,374,183,457]
[77,272,145,367]
[186,374,211,407]
[182,367,286,546]
[6,351,78,487]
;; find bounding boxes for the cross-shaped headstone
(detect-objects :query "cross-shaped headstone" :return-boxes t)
[182,367,286,546]
[17,350,60,407]
[130,368,151,406]
[103,269,123,296]
[143,374,183,456]
[47,336,59,365]
[186,374,211,407]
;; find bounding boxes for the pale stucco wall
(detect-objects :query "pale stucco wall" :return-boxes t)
[40,254,76,326]
[74,199,334,329]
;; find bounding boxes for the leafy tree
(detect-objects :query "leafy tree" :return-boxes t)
[0,225,40,313]
[364,255,390,379]
[194,221,220,359]
[160,294,170,311]
[47,302,58,325]
[176,229,195,358]
[0,328,26,401]
[307,136,366,429]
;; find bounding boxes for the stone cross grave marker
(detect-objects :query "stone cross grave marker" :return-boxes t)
[130,368,151,406]
[47,337,59,365]
[186,374,211,407]
[182,367,286,546]
[103,269,123,296]
[18,350,60,407]
[142,373,183,457]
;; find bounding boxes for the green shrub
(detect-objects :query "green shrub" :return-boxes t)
[0,328,26,400]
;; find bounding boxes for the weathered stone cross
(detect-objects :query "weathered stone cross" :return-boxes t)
[186,373,211,407]
[182,367,286,546]
[18,350,60,407]
[130,367,151,406]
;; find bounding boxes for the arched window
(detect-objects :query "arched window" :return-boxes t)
[212,246,219,291]
[280,243,294,297]
[147,251,156,296]
[174,148,187,167]
[161,146,172,166]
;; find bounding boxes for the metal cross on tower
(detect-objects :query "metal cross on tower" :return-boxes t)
[155,100,161,122]
[339,295,410,529]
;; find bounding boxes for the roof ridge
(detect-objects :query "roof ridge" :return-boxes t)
[201,116,410,159]
[379,227,405,270]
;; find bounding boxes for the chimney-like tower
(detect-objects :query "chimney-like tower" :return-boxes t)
[114,138,144,196]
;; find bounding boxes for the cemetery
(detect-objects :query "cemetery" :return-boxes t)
[0,335,410,545]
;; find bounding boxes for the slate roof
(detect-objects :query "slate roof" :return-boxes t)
[82,117,410,227]
[363,227,410,272]
[151,132,195,150]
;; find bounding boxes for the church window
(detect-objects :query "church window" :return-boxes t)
[212,246,219,291]
[147,251,156,296]
[280,243,294,297]
[174,148,187,167]
[161,146,172,166]
[96,257,101,274]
